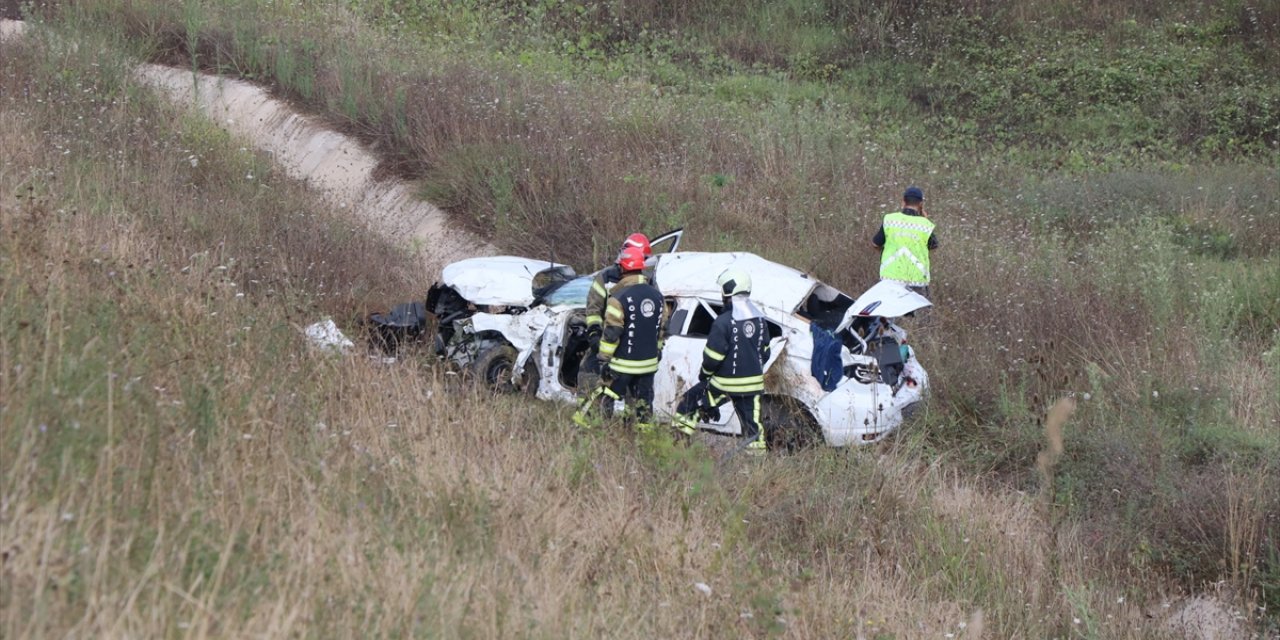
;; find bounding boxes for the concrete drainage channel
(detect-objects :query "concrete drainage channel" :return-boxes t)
[0,18,494,277]
[0,19,1264,640]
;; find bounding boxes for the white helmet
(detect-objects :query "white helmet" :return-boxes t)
[717,269,751,296]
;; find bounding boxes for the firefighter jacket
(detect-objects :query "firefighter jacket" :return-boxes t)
[585,262,658,329]
[701,296,770,395]
[877,210,936,286]
[598,274,666,375]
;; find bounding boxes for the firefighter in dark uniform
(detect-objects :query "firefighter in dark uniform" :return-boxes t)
[572,246,667,432]
[672,269,771,453]
[581,233,654,387]
[585,233,652,332]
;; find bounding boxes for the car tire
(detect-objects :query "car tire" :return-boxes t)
[470,343,538,395]
[761,396,823,453]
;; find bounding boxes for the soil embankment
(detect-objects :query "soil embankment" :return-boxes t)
[2,18,494,276]
[132,66,494,274]
[0,19,1264,640]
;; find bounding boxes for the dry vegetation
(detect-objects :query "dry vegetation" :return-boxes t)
[2,1,1279,637]
[0,45,1158,632]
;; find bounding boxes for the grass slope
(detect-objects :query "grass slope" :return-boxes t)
[3,0,1279,635]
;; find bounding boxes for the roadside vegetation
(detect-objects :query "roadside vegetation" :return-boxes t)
[3,0,1278,636]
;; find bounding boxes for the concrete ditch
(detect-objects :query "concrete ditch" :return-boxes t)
[2,18,495,277]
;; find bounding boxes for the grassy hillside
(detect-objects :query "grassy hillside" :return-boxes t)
[3,0,1279,636]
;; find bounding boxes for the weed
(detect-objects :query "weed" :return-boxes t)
[4,1,1278,634]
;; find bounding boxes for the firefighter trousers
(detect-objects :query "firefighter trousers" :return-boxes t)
[674,381,763,444]
[574,370,655,430]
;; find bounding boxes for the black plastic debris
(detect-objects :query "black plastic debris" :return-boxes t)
[366,301,428,354]
[873,340,905,387]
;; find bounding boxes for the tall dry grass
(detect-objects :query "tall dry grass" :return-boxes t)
[59,0,1277,410]
[2,29,1246,638]
[24,0,1280,619]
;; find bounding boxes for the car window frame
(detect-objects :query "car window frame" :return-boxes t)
[648,228,683,255]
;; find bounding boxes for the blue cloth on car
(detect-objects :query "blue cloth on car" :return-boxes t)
[809,323,843,392]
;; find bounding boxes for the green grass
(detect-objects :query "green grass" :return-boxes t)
[4,1,1279,634]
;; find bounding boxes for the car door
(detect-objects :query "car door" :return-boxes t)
[654,297,740,433]
[647,228,684,255]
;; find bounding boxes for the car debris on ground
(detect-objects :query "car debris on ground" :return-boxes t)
[304,318,355,353]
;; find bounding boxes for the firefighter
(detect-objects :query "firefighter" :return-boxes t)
[572,246,666,432]
[581,233,653,383]
[585,233,652,334]
[872,185,938,298]
[672,268,771,453]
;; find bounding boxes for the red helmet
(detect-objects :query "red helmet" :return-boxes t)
[617,246,646,272]
[622,232,652,257]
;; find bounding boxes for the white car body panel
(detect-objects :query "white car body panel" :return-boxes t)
[442,256,569,307]
[533,315,576,404]
[469,307,560,371]
[655,252,818,313]
[813,378,901,446]
[897,348,929,409]
[432,249,930,446]
[654,335,737,431]
[839,279,933,332]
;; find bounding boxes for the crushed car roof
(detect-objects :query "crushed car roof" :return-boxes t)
[442,251,929,319]
[654,251,820,312]
[441,256,570,307]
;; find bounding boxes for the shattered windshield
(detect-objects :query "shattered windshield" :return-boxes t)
[541,275,592,308]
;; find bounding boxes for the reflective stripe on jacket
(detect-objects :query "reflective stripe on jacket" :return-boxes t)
[585,264,657,329]
[878,211,935,285]
[701,297,770,395]
[600,274,665,375]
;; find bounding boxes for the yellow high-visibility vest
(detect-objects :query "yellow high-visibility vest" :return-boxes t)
[879,212,934,285]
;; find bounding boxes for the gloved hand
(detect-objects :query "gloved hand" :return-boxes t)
[697,370,710,384]
[599,363,614,384]
[697,404,720,423]
[586,326,602,346]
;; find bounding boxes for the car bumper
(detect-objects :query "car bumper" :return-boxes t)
[812,380,906,446]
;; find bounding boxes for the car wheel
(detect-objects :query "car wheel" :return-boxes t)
[761,396,823,453]
[470,344,538,395]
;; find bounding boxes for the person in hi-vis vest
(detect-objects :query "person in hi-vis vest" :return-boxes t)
[872,186,939,299]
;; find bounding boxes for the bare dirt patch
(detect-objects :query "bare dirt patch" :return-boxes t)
[132,65,495,277]
[4,17,493,275]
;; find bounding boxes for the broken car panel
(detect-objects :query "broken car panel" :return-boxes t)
[372,236,928,447]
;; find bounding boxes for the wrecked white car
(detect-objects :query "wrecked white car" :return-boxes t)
[374,238,929,447]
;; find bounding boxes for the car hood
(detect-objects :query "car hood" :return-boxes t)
[837,280,932,331]
[441,256,573,307]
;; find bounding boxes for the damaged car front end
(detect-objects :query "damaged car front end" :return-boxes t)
[423,256,577,392]
[370,244,931,447]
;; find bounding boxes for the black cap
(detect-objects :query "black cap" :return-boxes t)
[903,186,924,201]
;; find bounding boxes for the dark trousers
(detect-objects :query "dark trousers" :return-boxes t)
[904,284,930,319]
[582,339,602,374]
[577,370,655,427]
[606,371,655,424]
[676,381,763,441]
